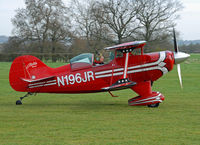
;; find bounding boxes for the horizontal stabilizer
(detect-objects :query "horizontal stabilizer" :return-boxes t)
[102,78,136,91]
[21,76,56,83]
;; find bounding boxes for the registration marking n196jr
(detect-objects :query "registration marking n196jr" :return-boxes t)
[57,71,94,86]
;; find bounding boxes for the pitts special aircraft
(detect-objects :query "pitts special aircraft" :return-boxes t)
[9,29,190,107]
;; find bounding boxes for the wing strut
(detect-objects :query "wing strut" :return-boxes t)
[123,52,129,79]
[102,49,136,91]
[102,42,148,91]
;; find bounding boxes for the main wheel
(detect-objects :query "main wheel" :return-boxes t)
[16,100,22,105]
[147,103,159,108]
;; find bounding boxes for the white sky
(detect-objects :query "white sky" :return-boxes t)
[176,0,200,40]
[0,0,200,40]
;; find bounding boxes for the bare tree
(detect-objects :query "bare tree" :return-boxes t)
[71,0,182,48]
[12,0,71,56]
[136,0,182,43]
[94,0,141,44]
[11,0,183,58]
[70,0,111,54]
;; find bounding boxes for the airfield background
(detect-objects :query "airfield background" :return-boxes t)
[0,0,199,144]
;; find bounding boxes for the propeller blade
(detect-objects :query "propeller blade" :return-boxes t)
[173,28,179,53]
[177,64,183,89]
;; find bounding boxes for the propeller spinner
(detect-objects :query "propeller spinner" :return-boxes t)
[173,28,190,88]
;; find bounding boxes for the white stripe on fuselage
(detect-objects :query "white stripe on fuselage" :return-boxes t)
[28,80,56,86]
[28,80,57,88]
[28,82,57,88]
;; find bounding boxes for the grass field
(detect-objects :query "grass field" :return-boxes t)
[0,54,199,145]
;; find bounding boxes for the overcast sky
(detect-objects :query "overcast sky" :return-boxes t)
[0,0,200,40]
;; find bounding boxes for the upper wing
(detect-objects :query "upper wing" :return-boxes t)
[104,41,146,50]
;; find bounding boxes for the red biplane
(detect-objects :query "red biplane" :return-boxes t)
[9,29,190,107]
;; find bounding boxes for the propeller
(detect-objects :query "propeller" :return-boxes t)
[173,28,179,53]
[173,28,190,88]
[177,64,182,88]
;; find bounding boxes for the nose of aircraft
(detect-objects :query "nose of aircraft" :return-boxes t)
[174,52,190,64]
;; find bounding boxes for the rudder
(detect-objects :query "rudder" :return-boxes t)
[9,55,52,92]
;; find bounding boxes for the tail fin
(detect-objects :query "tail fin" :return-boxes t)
[9,55,53,92]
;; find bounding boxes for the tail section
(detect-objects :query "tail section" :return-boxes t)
[9,55,54,92]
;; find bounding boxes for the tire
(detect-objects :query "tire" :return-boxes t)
[16,100,22,105]
[147,103,159,108]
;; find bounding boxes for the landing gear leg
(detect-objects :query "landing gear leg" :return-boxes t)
[108,91,119,97]
[16,92,33,105]
[151,81,154,86]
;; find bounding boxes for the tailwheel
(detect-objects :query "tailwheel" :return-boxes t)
[147,103,159,108]
[16,92,33,105]
[16,100,22,105]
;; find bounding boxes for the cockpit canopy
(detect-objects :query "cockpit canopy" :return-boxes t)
[70,53,94,65]
[69,52,115,71]
[70,53,94,71]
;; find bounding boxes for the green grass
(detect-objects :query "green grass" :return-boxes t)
[0,55,200,145]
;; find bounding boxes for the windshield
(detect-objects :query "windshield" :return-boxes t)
[70,53,93,65]
[103,50,115,64]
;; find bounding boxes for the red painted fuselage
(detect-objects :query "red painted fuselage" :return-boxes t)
[9,51,174,94]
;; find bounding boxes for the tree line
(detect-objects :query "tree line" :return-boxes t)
[1,0,183,62]
[179,43,200,53]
